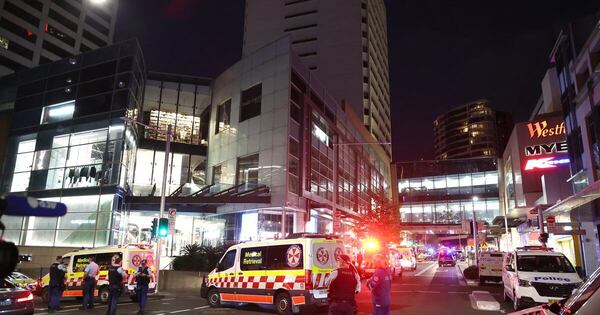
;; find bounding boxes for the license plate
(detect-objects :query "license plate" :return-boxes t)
[0,299,12,306]
[313,289,328,299]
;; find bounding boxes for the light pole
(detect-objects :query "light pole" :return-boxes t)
[472,196,479,266]
[121,117,171,293]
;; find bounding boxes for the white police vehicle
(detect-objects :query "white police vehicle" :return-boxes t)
[502,246,583,311]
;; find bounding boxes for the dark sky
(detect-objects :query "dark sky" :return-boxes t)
[115,0,600,162]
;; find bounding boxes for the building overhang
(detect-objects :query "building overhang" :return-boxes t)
[400,224,465,235]
[544,179,600,217]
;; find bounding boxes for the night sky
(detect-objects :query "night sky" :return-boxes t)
[115,0,600,162]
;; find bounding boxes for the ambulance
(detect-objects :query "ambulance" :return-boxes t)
[200,234,345,315]
[38,244,156,303]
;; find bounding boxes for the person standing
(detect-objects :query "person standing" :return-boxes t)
[327,254,361,315]
[133,259,152,314]
[48,256,66,313]
[367,254,392,315]
[106,254,127,315]
[80,256,99,310]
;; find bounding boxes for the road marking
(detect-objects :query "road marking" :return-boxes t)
[448,291,470,294]
[415,263,437,276]
[416,290,440,293]
[194,306,210,309]
[170,309,192,313]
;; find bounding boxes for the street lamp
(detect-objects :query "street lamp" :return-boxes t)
[89,0,108,5]
[472,196,479,266]
[121,117,172,294]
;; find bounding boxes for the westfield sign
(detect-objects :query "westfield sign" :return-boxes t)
[527,120,566,139]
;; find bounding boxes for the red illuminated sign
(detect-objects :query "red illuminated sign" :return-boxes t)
[524,157,570,171]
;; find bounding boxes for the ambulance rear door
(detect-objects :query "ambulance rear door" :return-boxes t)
[311,240,344,299]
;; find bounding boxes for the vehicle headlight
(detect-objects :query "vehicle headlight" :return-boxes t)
[518,279,532,287]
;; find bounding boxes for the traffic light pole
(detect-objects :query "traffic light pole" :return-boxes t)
[155,124,172,294]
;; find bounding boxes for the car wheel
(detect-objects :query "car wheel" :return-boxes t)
[99,286,110,304]
[207,288,221,308]
[513,291,521,311]
[41,287,49,303]
[275,292,293,315]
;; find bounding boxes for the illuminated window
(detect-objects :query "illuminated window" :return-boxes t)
[471,131,480,137]
[40,100,75,124]
[312,111,330,146]
[0,35,8,49]
[462,127,469,133]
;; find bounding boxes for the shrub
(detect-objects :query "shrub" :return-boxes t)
[463,265,479,280]
[172,243,233,272]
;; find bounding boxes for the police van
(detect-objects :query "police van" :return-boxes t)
[38,244,155,303]
[201,234,345,314]
[502,246,583,311]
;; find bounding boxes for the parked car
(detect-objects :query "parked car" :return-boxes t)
[6,272,37,292]
[503,247,582,311]
[0,279,34,315]
[438,250,456,267]
[398,247,417,271]
[509,265,600,315]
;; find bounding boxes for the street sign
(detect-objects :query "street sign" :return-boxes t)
[168,208,176,235]
[546,215,556,228]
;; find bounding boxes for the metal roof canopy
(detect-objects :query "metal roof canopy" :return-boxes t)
[544,179,600,217]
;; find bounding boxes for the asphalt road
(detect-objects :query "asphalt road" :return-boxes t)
[33,262,513,314]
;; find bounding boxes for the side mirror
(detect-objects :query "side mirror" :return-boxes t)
[505,265,514,272]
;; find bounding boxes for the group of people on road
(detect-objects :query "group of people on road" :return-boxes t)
[328,254,392,315]
[47,255,153,315]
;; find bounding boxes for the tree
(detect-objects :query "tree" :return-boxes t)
[354,194,402,245]
[172,242,234,272]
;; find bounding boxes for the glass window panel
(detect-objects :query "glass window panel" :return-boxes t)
[95,230,110,246]
[60,195,100,212]
[17,139,36,153]
[99,195,113,212]
[2,216,23,230]
[237,154,259,186]
[32,150,51,170]
[52,134,70,148]
[66,143,105,167]
[446,175,459,188]
[49,148,68,168]
[433,176,446,189]
[485,172,498,185]
[422,178,434,190]
[409,179,422,189]
[459,174,471,187]
[69,129,108,146]
[398,180,409,193]
[423,204,433,222]
[161,82,178,104]
[10,172,31,192]
[55,230,95,247]
[472,172,486,186]
[14,152,34,172]
[46,168,65,189]
[2,230,21,244]
[24,230,55,246]
[58,212,98,230]
[96,212,112,230]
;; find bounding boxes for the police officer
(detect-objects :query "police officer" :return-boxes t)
[80,255,99,310]
[327,254,361,315]
[106,254,128,315]
[133,259,152,314]
[48,256,66,313]
[366,254,392,315]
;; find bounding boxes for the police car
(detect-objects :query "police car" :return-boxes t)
[38,244,155,303]
[201,234,345,315]
[502,246,583,311]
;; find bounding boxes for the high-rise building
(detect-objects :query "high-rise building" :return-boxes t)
[243,0,391,155]
[0,0,119,77]
[433,100,513,160]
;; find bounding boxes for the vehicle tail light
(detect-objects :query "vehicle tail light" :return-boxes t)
[17,293,33,303]
[305,270,313,290]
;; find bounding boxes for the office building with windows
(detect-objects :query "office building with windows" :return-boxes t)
[395,157,500,238]
[200,36,390,244]
[243,0,391,156]
[433,100,513,160]
[0,0,118,77]
[0,39,144,250]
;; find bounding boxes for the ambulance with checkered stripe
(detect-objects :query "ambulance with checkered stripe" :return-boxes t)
[201,234,346,315]
[38,244,155,304]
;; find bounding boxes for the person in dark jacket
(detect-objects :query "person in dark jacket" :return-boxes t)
[366,255,392,315]
[106,254,127,315]
[327,254,361,315]
[48,256,66,313]
[133,259,153,314]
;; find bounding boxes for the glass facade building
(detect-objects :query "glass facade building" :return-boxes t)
[0,39,145,247]
[396,157,500,226]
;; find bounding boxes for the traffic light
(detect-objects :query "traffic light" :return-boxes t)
[150,218,158,238]
[158,218,169,238]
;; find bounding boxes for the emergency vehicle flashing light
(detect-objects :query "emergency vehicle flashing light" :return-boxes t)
[362,238,380,252]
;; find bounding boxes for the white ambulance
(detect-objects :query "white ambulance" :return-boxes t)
[39,244,156,303]
[502,246,583,311]
[201,234,346,314]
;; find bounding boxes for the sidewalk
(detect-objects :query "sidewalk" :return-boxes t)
[457,261,478,286]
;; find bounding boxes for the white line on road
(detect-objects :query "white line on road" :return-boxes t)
[170,309,192,313]
[415,263,437,276]
[416,290,440,294]
[194,306,210,310]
